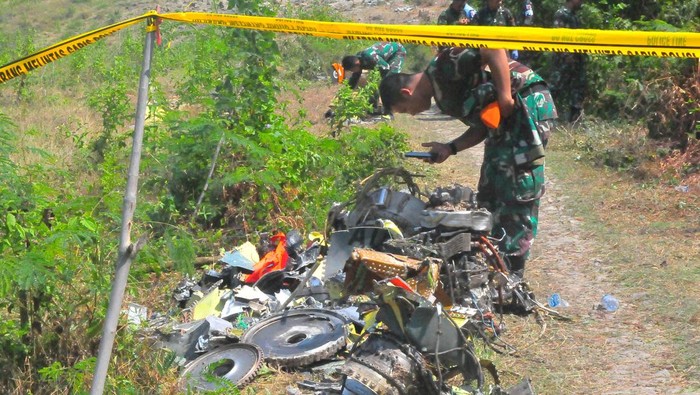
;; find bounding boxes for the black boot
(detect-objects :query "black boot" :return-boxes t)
[507,255,526,281]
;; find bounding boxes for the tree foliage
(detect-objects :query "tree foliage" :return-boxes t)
[503,0,699,141]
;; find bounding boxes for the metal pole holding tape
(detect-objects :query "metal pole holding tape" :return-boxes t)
[90,16,157,395]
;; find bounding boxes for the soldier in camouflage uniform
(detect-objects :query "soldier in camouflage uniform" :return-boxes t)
[341,42,407,90]
[341,42,406,114]
[437,0,473,52]
[551,0,586,122]
[379,48,558,279]
[473,0,515,27]
[438,0,470,26]
[472,0,519,60]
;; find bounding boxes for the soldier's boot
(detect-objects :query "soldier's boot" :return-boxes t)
[507,255,526,281]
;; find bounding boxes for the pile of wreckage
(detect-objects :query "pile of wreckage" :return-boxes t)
[141,168,556,394]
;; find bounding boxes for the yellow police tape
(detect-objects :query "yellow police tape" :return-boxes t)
[0,14,148,84]
[159,12,700,58]
[1,11,698,84]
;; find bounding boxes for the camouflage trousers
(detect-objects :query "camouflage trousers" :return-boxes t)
[478,162,544,272]
[476,89,557,273]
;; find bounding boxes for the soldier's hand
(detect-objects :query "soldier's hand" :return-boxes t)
[498,96,515,118]
[422,142,451,164]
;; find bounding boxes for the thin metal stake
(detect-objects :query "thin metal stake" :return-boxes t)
[90,18,156,395]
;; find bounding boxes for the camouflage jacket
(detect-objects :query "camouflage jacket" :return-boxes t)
[473,5,515,26]
[438,6,468,25]
[357,42,406,75]
[426,48,546,121]
[427,48,557,166]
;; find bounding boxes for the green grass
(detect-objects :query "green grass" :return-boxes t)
[0,0,139,48]
[545,122,700,390]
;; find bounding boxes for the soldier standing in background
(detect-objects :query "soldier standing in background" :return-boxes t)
[550,0,587,123]
[472,0,519,60]
[522,0,534,26]
[436,0,472,53]
[464,2,477,21]
[515,0,536,65]
[472,0,516,28]
[437,0,470,26]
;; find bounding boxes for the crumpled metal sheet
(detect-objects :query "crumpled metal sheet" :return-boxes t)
[419,209,493,232]
[323,227,391,281]
[220,244,257,271]
[405,305,482,382]
[156,319,210,362]
[191,286,227,321]
[346,188,427,233]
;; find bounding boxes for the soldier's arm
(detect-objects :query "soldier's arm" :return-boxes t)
[480,48,514,118]
[452,123,488,152]
[372,50,391,71]
[347,72,361,89]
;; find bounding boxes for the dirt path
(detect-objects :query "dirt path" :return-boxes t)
[398,112,692,394]
[524,176,686,394]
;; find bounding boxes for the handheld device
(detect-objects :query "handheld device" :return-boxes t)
[404,151,437,160]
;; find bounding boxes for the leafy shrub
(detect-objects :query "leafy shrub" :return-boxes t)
[328,69,381,135]
[139,1,410,244]
[0,110,121,393]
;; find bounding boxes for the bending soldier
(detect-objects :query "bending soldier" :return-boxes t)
[341,42,407,90]
[379,48,558,279]
[472,0,519,60]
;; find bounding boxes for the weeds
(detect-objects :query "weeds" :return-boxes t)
[554,117,700,189]
[327,69,381,136]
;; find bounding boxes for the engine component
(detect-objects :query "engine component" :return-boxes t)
[405,305,483,385]
[179,343,263,391]
[428,184,477,209]
[346,188,426,234]
[344,248,441,298]
[241,308,348,368]
[340,333,440,395]
[420,209,493,233]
